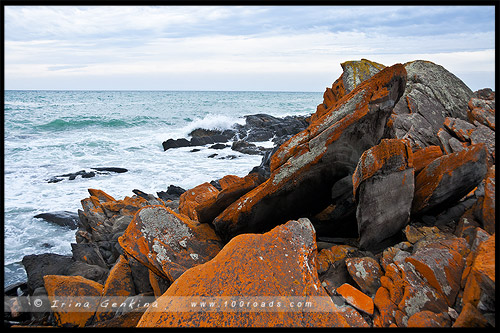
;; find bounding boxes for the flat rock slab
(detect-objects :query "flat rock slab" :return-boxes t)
[34,211,79,229]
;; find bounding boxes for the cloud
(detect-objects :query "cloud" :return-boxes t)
[4,5,495,91]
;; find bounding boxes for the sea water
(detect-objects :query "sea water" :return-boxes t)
[4,90,322,287]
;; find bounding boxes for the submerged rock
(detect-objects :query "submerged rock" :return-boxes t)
[34,211,79,230]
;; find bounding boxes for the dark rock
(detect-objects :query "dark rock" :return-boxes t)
[353,139,415,251]
[127,257,153,295]
[207,153,217,158]
[209,143,228,150]
[157,185,186,202]
[231,140,266,155]
[190,148,201,152]
[34,211,79,230]
[71,243,109,269]
[22,253,108,294]
[91,167,128,173]
[162,138,190,151]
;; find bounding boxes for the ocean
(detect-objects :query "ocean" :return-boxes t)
[3,90,323,287]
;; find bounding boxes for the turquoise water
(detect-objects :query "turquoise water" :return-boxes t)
[4,90,322,287]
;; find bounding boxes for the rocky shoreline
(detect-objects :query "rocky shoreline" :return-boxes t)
[4,59,495,328]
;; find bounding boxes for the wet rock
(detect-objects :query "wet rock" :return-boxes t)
[353,139,414,251]
[34,211,79,230]
[214,63,407,241]
[231,140,267,155]
[118,205,223,283]
[157,185,186,202]
[136,219,350,327]
[412,143,488,215]
[162,138,190,151]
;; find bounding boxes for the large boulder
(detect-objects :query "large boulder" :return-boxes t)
[388,60,474,150]
[136,219,350,327]
[412,143,488,215]
[353,139,415,251]
[118,205,223,283]
[213,63,407,241]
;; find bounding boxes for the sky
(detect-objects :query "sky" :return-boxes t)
[4,5,496,92]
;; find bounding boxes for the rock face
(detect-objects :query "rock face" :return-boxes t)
[118,205,223,283]
[137,219,350,327]
[213,63,407,241]
[353,139,415,250]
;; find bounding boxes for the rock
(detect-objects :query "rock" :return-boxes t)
[469,123,495,166]
[467,90,495,131]
[231,140,267,155]
[162,138,190,151]
[71,243,109,269]
[443,117,477,142]
[340,59,386,94]
[22,253,107,294]
[474,166,495,234]
[389,60,474,150]
[406,310,451,327]
[412,145,443,174]
[453,302,490,327]
[136,218,350,327]
[195,173,263,224]
[403,225,441,244]
[92,255,135,324]
[126,257,153,295]
[405,242,465,306]
[345,257,383,296]
[178,182,219,221]
[353,139,414,251]
[412,143,488,215]
[34,211,79,230]
[396,261,449,321]
[213,63,407,242]
[149,270,170,298]
[91,167,128,173]
[157,185,186,202]
[118,205,223,283]
[336,283,374,315]
[462,234,495,323]
[373,287,398,327]
[209,143,228,150]
[43,275,103,327]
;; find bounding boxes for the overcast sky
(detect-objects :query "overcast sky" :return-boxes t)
[4,5,495,91]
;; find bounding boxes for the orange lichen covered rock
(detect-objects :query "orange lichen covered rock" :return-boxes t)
[93,255,135,323]
[178,182,219,221]
[137,219,350,327]
[412,145,443,174]
[118,205,222,283]
[196,173,263,224]
[475,165,495,234]
[452,302,489,327]
[406,310,451,327]
[345,257,382,296]
[443,117,476,142]
[373,286,398,327]
[405,245,465,307]
[43,275,103,327]
[462,234,495,314]
[467,89,495,131]
[336,283,374,315]
[310,76,346,123]
[214,64,407,241]
[412,143,488,215]
[316,245,358,275]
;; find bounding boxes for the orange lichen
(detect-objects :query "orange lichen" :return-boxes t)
[178,182,219,221]
[336,283,374,315]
